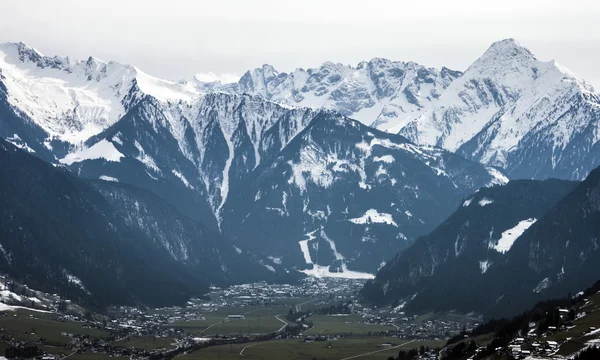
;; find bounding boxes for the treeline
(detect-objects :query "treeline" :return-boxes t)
[574,346,600,360]
[386,346,438,360]
[5,345,39,358]
[441,341,479,360]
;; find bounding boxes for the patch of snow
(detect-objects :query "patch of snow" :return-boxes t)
[486,167,510,185]
[298,230,317,265]
[479,260,491,274]
[6,134,35,153]
[478,197,494,206]
[217,125,235,214]
[491,218,537,253]
[0,302,53,313]
[172,169,194,189]
[301,264,375,280]
[321,229,344,261]
[298,230,373,279]
[349,209,398,227]
[393,302,407,311]
[268,256,282,265]
[99,175,118,182]
[192,337,212,343]
[0,290,22,302]
[533,277,551,293]
[373,155,395,163]
[111,132,123,145]
[463,198,473,207]
[134,141,161,173]
[263,264,276,273]
[59,140,124,165]
[63,270,89,294]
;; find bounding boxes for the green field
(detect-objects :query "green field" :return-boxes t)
[0,310,108,346]
[169,307,287,335]
[305,315,395,335]
[111,335,175,350]
[69,353,126,360]
[180,338,444,360]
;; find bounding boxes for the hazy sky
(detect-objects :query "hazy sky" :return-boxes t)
[1,0,599,87]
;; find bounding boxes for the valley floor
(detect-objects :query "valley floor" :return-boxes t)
[0,278,458,359]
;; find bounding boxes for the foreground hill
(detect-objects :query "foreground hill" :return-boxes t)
[0,139,294,308]
[441,280,600,359]
[362,168,600,317]
[361,179,578,313]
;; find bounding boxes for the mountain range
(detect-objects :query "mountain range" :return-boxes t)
[199,39,600,181]
[0,41,505,275]
[1,38,599,310]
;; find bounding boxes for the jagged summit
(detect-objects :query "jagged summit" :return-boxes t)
[2,39,599,180]
[474,38,537,65]
[0,41,202,143]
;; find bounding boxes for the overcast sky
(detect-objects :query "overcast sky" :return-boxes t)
[1,0,599,87]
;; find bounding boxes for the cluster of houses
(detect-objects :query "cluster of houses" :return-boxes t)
[355,302,481,341]
[502,336,561,359]
[487,302,600,359]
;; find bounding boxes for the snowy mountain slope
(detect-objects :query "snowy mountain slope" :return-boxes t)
[193,39,600,181]
[0,42,325,224]
[66,92,321,226]
[397,39,600,180]
[221,113,506,273]
[0,42,198,146]
[0,40,511,274]
[188,60,461,128]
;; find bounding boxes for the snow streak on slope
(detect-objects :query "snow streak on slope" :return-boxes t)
[59,139,124,165]
[491,218,537,253]
[298,230,374,279]
[298,230,318,265]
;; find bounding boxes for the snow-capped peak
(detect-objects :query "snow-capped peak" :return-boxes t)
[191,56,461,130]
[394,38,600,180]
[0,42,201,144]
[470,38,536,69]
